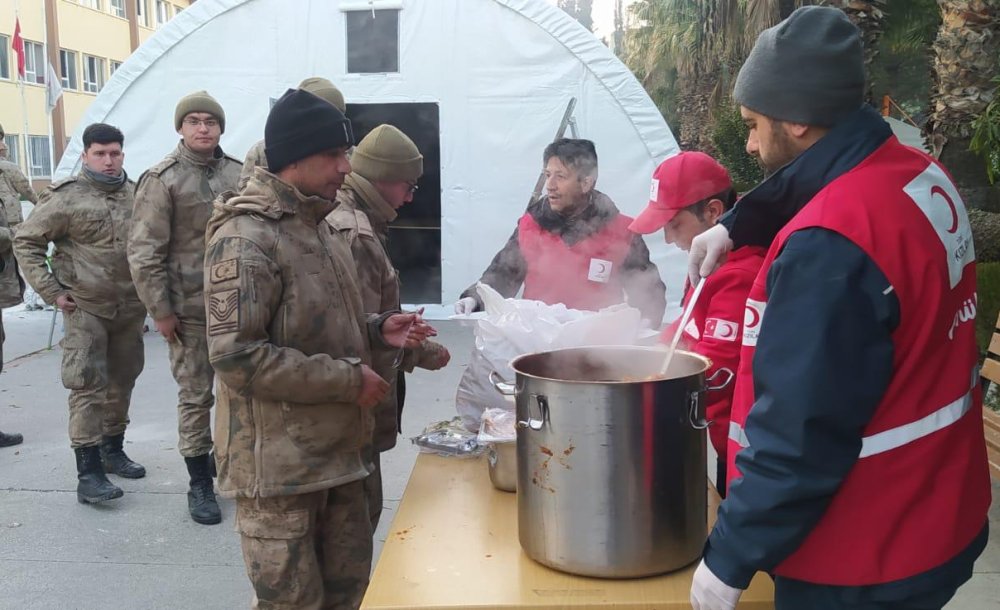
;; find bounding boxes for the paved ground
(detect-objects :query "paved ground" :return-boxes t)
[0,310,997,609]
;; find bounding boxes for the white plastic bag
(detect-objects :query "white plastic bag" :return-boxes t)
[455,283,645,431]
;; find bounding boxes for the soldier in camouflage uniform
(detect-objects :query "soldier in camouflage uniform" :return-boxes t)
[205,89,434,610]
[326,124,451,531]
[0,138,38,230]
[0,150,25,448]
[127,91,242,524]
[14,124,145,503]
[237,77,346,192]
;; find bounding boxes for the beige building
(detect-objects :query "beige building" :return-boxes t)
[0,0,194,188]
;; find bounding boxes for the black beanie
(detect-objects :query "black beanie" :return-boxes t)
[733,6,864,127]
[264,89,354,173]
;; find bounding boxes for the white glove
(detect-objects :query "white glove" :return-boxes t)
[690,559,743,610]
[454,297,478,315]
[688,224,734,286]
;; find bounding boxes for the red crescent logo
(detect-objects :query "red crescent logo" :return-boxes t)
[930,185,959,234]
[745,306,760,329]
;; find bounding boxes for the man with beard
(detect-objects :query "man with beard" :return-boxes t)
[453,138,666,326]
[687,7,990,610]
[128,91,242,525]
[14,123,146,503]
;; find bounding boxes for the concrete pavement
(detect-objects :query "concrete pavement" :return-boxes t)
[0,311,997,609]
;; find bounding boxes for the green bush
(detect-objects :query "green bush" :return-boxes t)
[711,104,764,193]
[977,262,1000,358]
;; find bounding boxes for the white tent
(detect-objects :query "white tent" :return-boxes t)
[55,0,683,317]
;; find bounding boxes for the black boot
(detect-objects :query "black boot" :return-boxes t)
[74,446,124,504]
[184,454,221,525]
[0,430,23,447]
[100,433,146,479]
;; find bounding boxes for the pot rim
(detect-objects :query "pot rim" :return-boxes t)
[508,344,712,385]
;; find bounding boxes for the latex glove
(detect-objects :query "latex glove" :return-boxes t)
[688,224,733,286]
[690,560,743,610]
[454,297,477,315]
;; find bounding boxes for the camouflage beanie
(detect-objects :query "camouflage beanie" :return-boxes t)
[298,77,346,114]
[351,125,423,183]
[174,90,226,133]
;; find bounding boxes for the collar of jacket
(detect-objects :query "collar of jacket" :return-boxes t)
[175,140,224,169]
[530,189,620,246]
[255,168,338,225]
[343,173,397,232]
[79,167,129,193]
[725,105,893,249]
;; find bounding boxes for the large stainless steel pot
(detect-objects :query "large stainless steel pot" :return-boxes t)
[493,346,730,578]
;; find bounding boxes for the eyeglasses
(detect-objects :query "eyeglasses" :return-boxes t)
[183,118,220,129]
[407,182,419,194]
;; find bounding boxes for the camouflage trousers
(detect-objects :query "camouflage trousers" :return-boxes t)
[61,308,146,448]
[236,480,373,610]
[362,448,383,532]
[167,318,215,457]
[1,309,5,374]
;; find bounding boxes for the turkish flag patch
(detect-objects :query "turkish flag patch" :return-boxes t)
[704,318,739,342]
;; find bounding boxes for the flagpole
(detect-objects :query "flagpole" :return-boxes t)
[41,0,55,178]
[14,0,34,181]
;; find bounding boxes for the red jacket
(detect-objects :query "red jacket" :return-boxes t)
[660,246,765,460]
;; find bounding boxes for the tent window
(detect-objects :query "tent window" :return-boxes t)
[345,9,399,74]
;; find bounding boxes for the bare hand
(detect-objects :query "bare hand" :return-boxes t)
[382,310,437,349]
[358,364,390,409]
[422,345,451,370]
[155,314,181,343]
[55,293,77,314]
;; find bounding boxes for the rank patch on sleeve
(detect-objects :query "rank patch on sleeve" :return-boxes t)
[210,259,239,284]
[208,289,240,336]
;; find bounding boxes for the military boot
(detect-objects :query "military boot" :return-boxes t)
[0,430,23,448]
[74,446,124,504]
[100,433,146,479]
[184,454,221,525]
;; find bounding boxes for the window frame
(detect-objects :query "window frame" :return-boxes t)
[23,40,45,85]
[0,35,9,80]
[155,0,170,26]
[27,135,52,179]
[110,0,126,18]
[60,49,78,90]
[3,134,21,167]
[82,54,106,94]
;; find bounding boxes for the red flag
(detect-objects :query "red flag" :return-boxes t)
[12,18,25,78]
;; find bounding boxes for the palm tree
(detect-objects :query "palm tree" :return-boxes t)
[927,0,1000,211]
[819,1,889,103]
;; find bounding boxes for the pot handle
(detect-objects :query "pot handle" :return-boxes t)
[489,371,517,396]
[517,394,548,431]
[706,367,735,392]
[688,391,711,430]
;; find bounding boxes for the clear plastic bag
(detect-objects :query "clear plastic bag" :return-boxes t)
[477,408,516,443]
[411,417,485,458]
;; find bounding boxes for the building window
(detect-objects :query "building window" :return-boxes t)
[110,0,126,18]
[28,136,52,178]
[78,0,102,9]
[110,60,123,75]
[137,0,149,26]
[60,50,78,90]
[0,35,9,80]
[3,135,20,166]
[83,55,106,93]
[345,9,400,73]
[23,41,45,85]
[156,0,170,26]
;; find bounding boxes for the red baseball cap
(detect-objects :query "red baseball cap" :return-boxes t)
[629,152,732,234]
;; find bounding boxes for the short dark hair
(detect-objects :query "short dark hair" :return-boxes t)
[82,123,124,151]
[543,138,598,180]
[688,187,738,220]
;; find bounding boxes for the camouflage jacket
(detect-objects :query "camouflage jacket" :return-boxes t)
[205,167,393,498]
[327,174,449,451]
[14,172,142,319]
[0,207,23,308]
[237,139,266,192]
[128,141,242,321]
[0,159,38,227]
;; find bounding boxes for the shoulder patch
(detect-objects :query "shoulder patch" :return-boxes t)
[144,156,179,177]
[208,288,240,336]
[48,176,79,191]
[209,259,239,283]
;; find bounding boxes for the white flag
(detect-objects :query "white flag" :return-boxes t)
[46,62,63,114]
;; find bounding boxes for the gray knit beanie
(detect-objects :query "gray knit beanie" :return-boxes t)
[351,125,423,183]
[733,6,864,127]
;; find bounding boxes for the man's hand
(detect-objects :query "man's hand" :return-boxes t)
[154,313,181,343]
[421,344,451,371]
[688,224,733,286]
[382,311,437,349]
[454,297,477,315]
[55,293,77,314]
[358,364,390,408]
[690,560,743,610]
